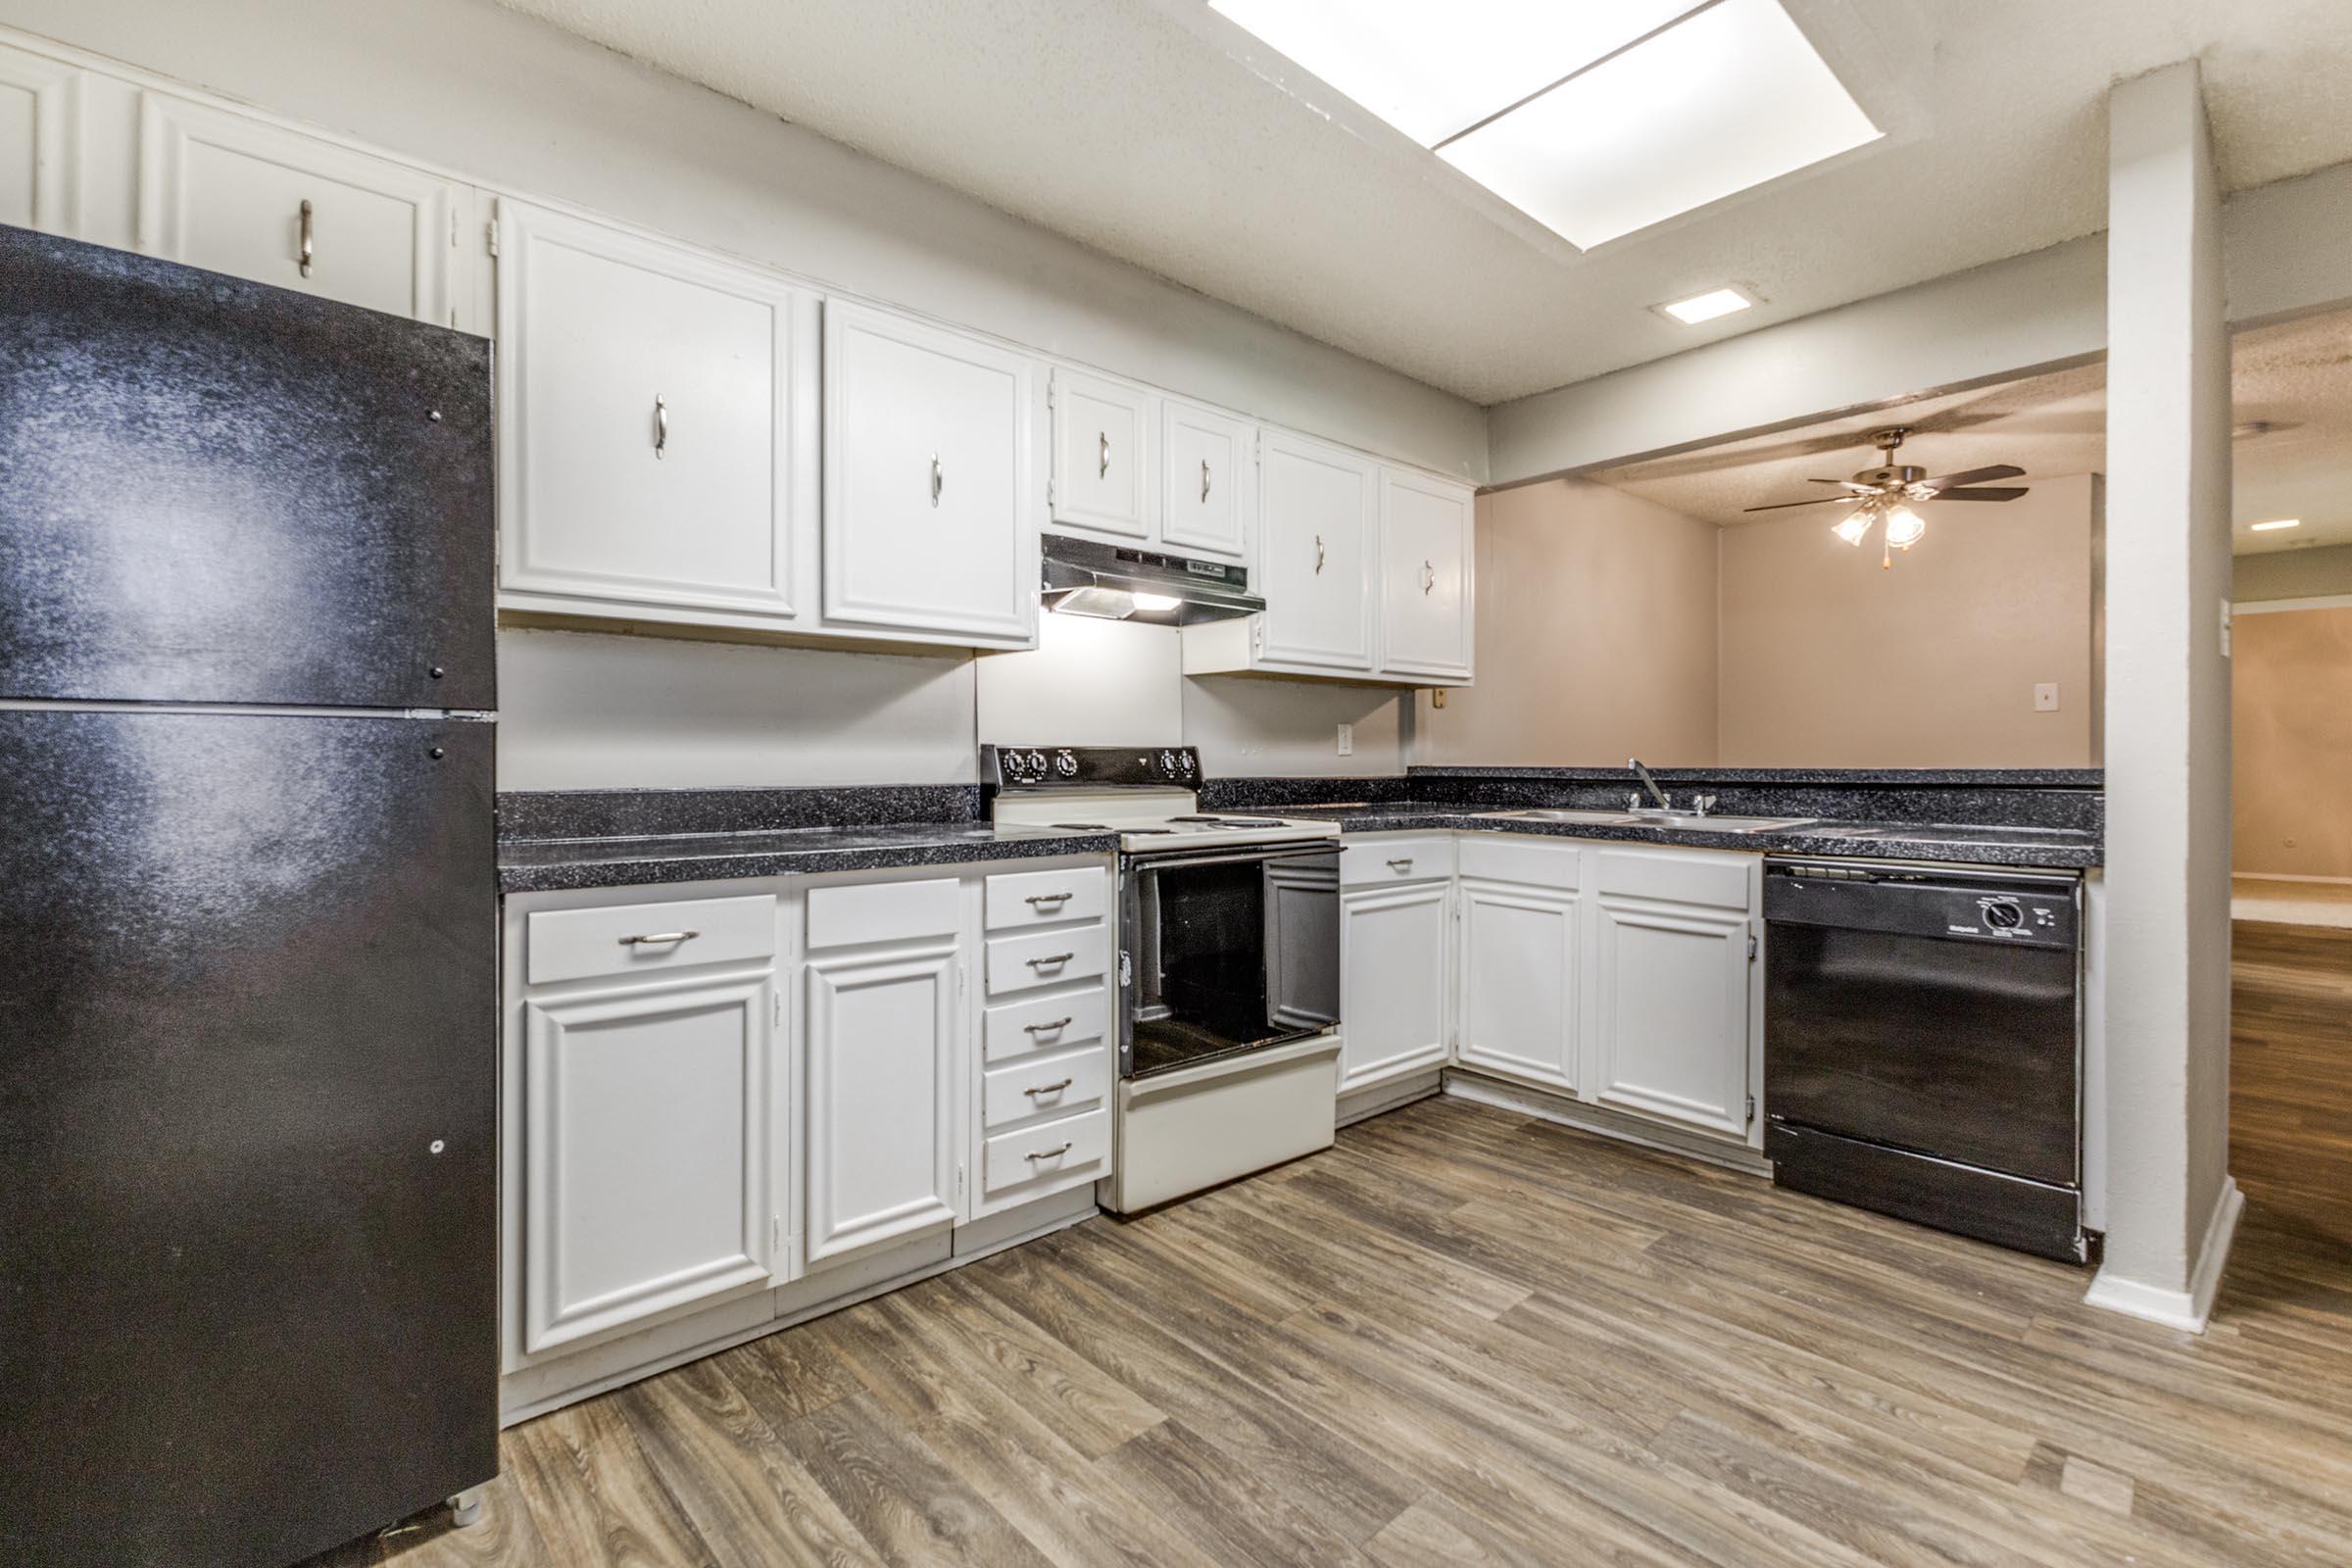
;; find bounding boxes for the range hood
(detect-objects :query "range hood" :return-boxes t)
[1040,532,1264,624]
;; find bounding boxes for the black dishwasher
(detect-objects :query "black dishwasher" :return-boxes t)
[1763,859,2087,1262]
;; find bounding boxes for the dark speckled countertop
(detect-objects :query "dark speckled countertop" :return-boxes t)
[496,784,1114,894]
[1237,802,2102,869]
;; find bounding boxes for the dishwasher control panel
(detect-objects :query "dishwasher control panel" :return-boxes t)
[1764,861,2081,950]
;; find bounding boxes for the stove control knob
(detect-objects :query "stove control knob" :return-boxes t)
[1175,752,1194,776]
[1054,750,1079,776]
[1025,750,1047,774]
[1158,751,1176,772]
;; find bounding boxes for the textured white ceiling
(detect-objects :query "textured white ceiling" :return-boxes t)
[494,0,2352,404]
[1589,309,2352,556]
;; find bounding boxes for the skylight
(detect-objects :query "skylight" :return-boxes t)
[1210,0,1882,250]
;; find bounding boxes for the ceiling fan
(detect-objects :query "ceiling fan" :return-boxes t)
[1742,426,2029,567]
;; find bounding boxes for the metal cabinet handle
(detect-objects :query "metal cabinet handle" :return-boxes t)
[1201,459,1211,504]
[1024,891,1073,906]
[1388,858,1414,871]
[1023,1016,1073,1035]
[1421,560,1436,595]
[1026,952,1075,969]
[654,395,668,459]
[298,199,315,277]
[1023,1078,1074,1098]
[1025,1142,1074,1162]
[1099,430,1110,479]
[1314,534,1326,575]
[930,454,943,508]
[619,930,699,946]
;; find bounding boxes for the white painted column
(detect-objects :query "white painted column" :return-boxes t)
[2086,62,2240,1331]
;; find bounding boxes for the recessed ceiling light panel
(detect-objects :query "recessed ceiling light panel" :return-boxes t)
[2248,518,2301,531]
[1207,0,1702,147]
[1655,286,1756,324]
[1437,0,1882,248]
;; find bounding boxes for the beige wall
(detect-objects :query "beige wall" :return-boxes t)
[1716,473,2100,767]
[2233,543,2352,604]
[1415,479,1718,766]
[2232,606,2352,878]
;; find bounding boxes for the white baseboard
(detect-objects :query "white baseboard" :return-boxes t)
[2082,1176,2243,1334]
[1440,1071,1771,1178]
[2231,871,2352,885]
[1338,1069,1443,1127]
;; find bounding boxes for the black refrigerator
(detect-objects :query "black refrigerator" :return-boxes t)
[0,226,498,1567]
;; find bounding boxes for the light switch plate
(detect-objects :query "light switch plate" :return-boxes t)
[2034,682,2059,712]
[1336,722,1354,757]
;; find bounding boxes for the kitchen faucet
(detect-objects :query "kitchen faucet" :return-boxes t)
[1627,758,1671,812]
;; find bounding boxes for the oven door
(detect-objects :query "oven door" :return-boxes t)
[1118,841,1340,1079]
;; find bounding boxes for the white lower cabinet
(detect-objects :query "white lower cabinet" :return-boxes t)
[803,935,962,1266]
[1456,877,1581,1093]
[1344,833,1759,1148]
[1589,849,1757,1140]
[1338,878,1452,1093]
[517,957,779,1356]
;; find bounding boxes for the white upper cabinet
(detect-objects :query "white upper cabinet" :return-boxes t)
[1589,849,1756,1141]
[0,42,73,234]
[494,199,815,628]
[823,301,1037,649]
[1377,468,1475,683]
[1050,368,1152,541]
[1159,397,1252,564]
[1251,430,1378,673]
[135,93,472,328]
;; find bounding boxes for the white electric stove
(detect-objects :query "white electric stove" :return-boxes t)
[981,744,1344,1212]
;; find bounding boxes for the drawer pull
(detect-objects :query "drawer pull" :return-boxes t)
[1387,858,1414,871]
[1024,1142,1074,1162]
[1024,891,1073,907]
[1023,1078,1074,1098]
[930,453,944,508]
[1024,1017,1073,1036]
[1099,429,1110,479]
[298,198,315,277]
[1026,952,1075,970]
[619,930,700,947]
[654,394,668,458]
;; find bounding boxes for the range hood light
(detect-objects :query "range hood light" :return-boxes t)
[1047,585,1139,619]
[1131,592,1183,612]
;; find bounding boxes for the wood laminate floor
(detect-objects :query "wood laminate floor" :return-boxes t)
[318,923,2352,1567]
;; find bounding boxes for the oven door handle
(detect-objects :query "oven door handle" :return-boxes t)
[1123,842,1339,874]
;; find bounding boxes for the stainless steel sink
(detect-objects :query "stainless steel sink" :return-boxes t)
[1483,808,1818,835]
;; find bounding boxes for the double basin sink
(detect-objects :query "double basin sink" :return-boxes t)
[1483,807,1817,836]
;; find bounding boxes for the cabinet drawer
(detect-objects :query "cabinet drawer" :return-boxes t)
[1458,834,1582,890]
[984,986,1110,1063]
[1594,848,1752,911]
[527,894,777,986]
[1340,834,1455,887]
[985,863,1109,931]
[807,877,960,949]
[985,923,1109,996]
[982,1106,1111,1198]
[982,1045,1111,1130]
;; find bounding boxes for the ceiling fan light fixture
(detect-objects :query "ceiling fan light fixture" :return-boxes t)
[1831,509,1873,546]
[1884,504,1927,550]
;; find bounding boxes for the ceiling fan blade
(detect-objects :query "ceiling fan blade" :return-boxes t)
[1805,477,1875,490]
[1741,496,1866,513]
[1921,464,2025,490]
[1929,486,2029,503]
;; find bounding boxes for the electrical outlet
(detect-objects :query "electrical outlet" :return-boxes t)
[2034,682,2059,712]
[1336,722,1354,757]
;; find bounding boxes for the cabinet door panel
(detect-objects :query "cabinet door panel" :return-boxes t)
[1339,882,1449,1092]
[1051,368,1151,539]
[805,942,960,1264]
[1160,399,1250,562]
[1592,895,1750,1137]
[498,201,807,621]
[1257,432,1374,671]
[0,42,72,234]
[1457,880,1579,1093]
[137,94,466,327]
[1378,468,1474,681]
[521,973,776,1354]
[824,303,1035,645]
